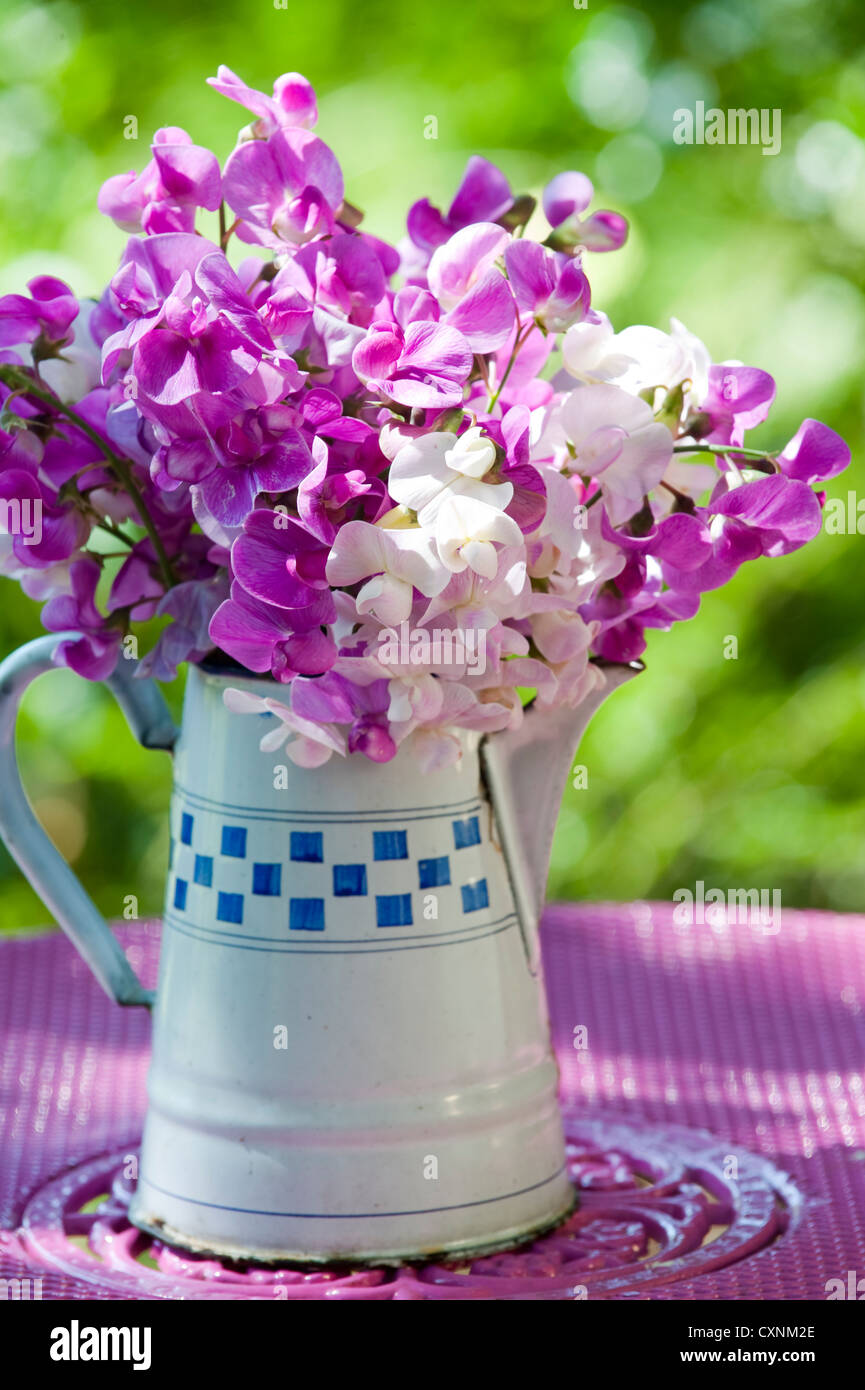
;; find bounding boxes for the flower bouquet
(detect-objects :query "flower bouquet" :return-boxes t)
[0,67,850,1264]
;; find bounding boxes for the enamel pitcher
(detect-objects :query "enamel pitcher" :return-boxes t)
[0,633,638,1264]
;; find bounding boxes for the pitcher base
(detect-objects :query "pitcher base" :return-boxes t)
[129,1186,577,1267]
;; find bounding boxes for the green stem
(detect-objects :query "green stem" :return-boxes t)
[673,442,776,461]
[487,324,532,412]
[94,521,136,549]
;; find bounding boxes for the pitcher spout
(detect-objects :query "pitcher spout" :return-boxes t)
[480,660,643,972]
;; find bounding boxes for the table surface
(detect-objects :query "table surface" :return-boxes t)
[1,902,864,1299]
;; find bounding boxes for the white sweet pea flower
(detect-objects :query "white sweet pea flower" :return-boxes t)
[610,318,711,403]
[326,519,448,624]
[559,383,673,526]
[562,314,711,407]
[435,493,523,578]
[388,425,513,524]
[560,313,634,385]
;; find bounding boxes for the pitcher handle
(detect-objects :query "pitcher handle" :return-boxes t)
[0,633,178,1007]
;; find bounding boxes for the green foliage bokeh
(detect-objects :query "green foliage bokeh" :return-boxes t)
[1,0,863,929]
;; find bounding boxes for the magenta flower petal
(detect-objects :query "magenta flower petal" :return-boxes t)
[448,155,513,227]
[352,322,403,382]
[444,268,516,353]
[779,418,851,484]
[578,210,628,252]
[406,199,451,255]
[701,365,776,447]
[406,156,513,255]
[503,240,557,311]
[151,129,222,210]
[713,473,823,555]
[542,171,594,227]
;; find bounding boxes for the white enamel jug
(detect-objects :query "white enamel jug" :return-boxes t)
[0,634,638,1263]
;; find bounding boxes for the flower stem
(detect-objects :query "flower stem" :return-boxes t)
[487,324,532,412]
[673,442,776,461]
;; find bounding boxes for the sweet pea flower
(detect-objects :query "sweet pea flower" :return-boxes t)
[0,276,79,350]
[660,474,824,597]
[407,156,514,256]
[229,507,330,611]
[435,493,523,578]
[297,454,386,546]
[210,579,336,681]
[222,127,344,247]
[388,426,512,523]
[778,419,850,484]
[153,410,319,526]
[352,319,472,408]
[601,507,714,573]
[427,223,516,352]
[605,319,712,405]
[558,384,674,525]
[326,519,447,623]
[109,252,289,426]
[711,472,823,557]
[208,66,318,136]
[582,569,700,663]
[0,463,88,568]
[137,576,228,682]
[261,234,387,367]
[223,687,346,768]
[40,558,122,679]
[542,172,628,252]
[691,364,776,447]
[560,313,635,385]
[503,240,592,332]
[98,128,222,236]
[291,664,397,762]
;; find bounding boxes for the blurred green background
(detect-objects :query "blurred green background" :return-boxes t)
[1,0,863,930]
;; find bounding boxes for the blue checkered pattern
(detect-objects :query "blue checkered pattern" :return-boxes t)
[167,805,499,941]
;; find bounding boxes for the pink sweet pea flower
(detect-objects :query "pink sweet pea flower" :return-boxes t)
[503,240,592,332]
[660,474,824,597]
[0,276,79,349]
[542,172,628,252]
[154,411,318,527]
[208,67,318,136]
[41,558,122,679]
[427,223,516,352]
[601,507,713,572]
[694,365,776,448]
[261,233,387,367]
[407,156,514,256]
[711,472,823,557]
[0,464,88,568]
[778,418,850,484]
[229,507,331,611]
[222,127,344,248]
[583,577,700,663]
[98,128,222,235]
[352,319,472,408]
[223,687,346,768]
[211,580,336,681]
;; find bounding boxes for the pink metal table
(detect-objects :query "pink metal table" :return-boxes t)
[1,902,863,1299]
